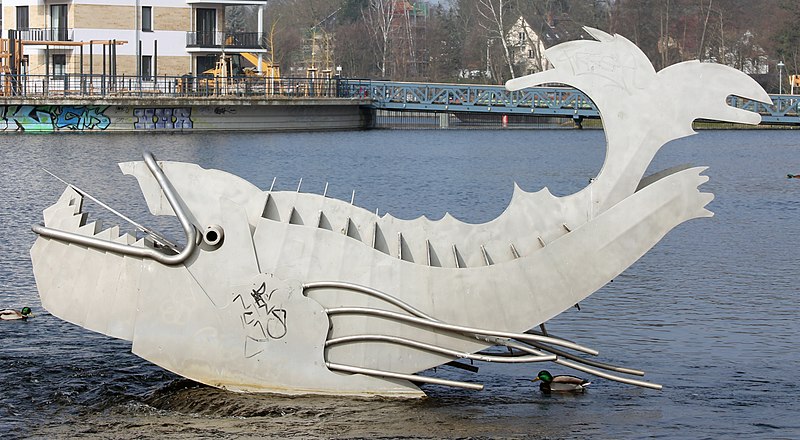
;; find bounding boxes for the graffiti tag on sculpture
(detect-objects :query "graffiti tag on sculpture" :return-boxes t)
[233,280,289,358]
[0,105,110,132]
[134,108,193,130]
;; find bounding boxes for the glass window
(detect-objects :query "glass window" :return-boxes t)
[142,6,153,32]
[196,55,217,75]
[53,54,66,77]
[51,4,69,41]
[142,55,152,80]
[16,6,29,31]
[196,9,217,46]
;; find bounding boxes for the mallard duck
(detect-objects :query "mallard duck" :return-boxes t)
[533,370,591,393]
[0,307,33,320]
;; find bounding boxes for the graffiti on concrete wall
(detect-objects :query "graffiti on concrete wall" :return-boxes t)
[0,106,200,132]
[0,105,111,132]
[134,108,193,130]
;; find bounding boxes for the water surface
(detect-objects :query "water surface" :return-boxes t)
[0,129,797,439]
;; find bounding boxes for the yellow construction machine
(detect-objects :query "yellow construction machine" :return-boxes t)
[180,53,281,95]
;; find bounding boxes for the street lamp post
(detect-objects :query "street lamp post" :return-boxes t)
[778,61,785,94]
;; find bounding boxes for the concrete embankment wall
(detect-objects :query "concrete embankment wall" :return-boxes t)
[0,98,375,133]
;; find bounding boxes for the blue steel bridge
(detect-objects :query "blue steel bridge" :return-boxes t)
[342,80,800,126]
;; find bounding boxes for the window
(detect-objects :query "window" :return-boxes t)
[518,32,526,42]
[142,55,152,80]
[528,49,534,58]
[196,55,217,75]
[51,4,69,41]
[52,54,66,78]
[142,6,153,32]
[196,8,217,46]
[16,6,29,31]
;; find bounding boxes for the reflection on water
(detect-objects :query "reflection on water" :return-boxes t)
[1,130,798,439]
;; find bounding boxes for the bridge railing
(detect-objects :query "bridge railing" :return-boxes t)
[340,80,598,116]
[349,80,800,125]
[728,95,800,124]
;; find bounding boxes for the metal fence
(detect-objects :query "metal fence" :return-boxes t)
[1,74,352,99]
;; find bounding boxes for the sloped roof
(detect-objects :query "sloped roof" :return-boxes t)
[528,13,593,49]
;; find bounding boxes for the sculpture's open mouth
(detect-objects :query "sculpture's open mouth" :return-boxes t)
[34,152,199,266]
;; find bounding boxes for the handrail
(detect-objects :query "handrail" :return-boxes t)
[32,152,198,265]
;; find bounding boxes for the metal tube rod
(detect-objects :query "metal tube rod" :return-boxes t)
[326,362,484,391]
[32,152,198,266]
[489,337,661,390]
[324,307,599,355]
[304,281,435,320]
[326,334,556,363]
[525,340,645,376]
[556,358,661,390]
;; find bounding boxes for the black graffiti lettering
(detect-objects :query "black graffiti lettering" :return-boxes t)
[234,281,289,344]
[266,308,288,339]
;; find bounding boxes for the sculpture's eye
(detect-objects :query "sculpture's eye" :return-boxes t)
[203,224,224,248]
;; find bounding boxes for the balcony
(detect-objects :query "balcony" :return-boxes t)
[13,28,74,42]
[186,31,265,49]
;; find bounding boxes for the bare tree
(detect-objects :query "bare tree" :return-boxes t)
[697,0,712,61]
[477,0,516,80]
[362,0,398,78]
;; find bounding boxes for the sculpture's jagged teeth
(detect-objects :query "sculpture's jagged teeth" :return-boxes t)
[39,186,170,256]
[78,220,101,236]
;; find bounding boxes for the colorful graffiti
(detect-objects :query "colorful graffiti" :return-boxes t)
[0,105,110,132]
[0,105,196,132]
[133,108,193,130]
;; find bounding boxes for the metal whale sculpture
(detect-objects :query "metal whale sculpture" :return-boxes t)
[30,28,770,397]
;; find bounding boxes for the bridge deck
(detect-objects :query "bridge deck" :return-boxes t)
[344,80,800,125]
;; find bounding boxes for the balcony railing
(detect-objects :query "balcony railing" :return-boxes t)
[186,31,265,49]
[12,28,74,42]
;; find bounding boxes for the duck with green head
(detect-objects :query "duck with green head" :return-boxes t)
[0,307,33,320]
[533,370,591,393]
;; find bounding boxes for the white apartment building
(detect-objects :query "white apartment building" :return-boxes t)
[1,0,268,78]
